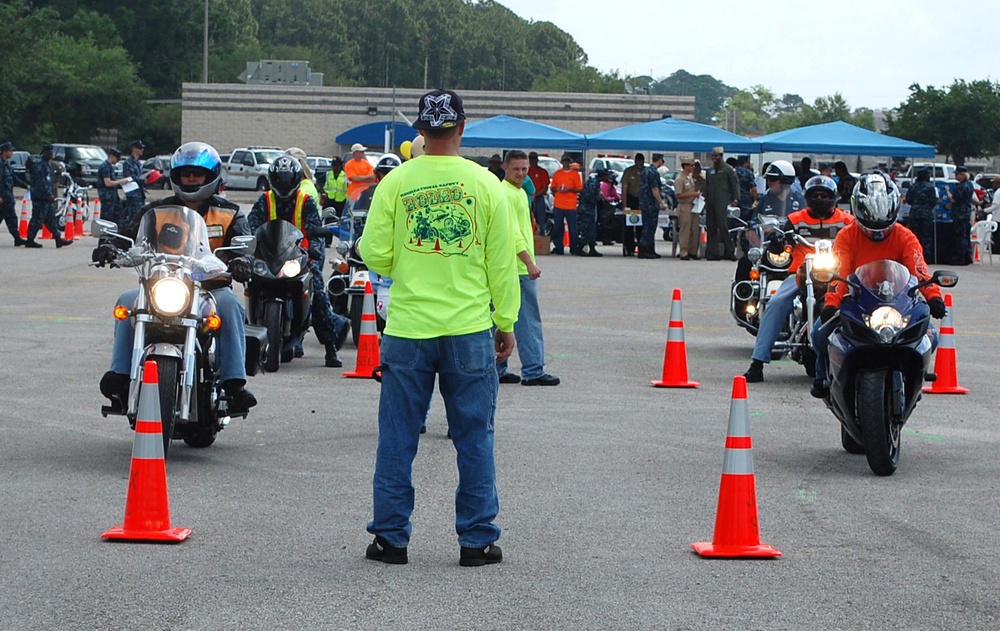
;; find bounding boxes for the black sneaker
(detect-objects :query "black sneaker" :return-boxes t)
[222,380,257,416]
[637,251,661,259]
[55,237,74,248]
[498,372,521,384]
[366,536,408,564]
[586,249,603,257]
[24,239,42,249]
[460,543,502,567]
[810,379,830,399]
[100,371,130,409]
[743,360,764,383]
[521,374,560,386]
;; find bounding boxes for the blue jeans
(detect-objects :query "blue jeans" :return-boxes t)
[751,276,798,364]
[532,196,549,234]
[551,207,577,253]
[368,330,501,549]
[498,275,545,380]
[110,286,248,383]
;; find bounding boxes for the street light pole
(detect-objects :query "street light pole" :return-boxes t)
[203,0,209,83]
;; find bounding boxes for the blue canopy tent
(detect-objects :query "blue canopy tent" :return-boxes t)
[335,121,417,147]
[585,117,760,152]
[754,121,935,157]
[461,115,589,150]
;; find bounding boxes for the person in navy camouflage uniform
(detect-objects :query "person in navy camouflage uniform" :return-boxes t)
[121,140,146,226]
[947,166,976,265]
[26,145,72,248]
[247,156,350,367]
[97,148,127,228]
[574,170,610,257]
[735,156,757,221]
[0,141,23,246]
[638,153,667,258]
[904,168,939,262]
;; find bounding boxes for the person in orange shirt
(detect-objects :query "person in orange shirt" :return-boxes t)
[810,171,946,398]
[344,142,376,200]
[527,152,550,232]
[549,154,582,254]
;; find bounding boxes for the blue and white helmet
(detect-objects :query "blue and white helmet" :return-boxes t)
[169,142,223,202]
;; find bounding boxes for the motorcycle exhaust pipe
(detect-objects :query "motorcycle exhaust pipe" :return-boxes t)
[733,280,756,302]
[327,275,349,296]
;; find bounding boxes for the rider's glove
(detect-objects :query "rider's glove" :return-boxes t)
[308,242,325,261]
[91,243,117,267]
[227,256,251,283]
[928,297,947,319]
[820,305,838,323]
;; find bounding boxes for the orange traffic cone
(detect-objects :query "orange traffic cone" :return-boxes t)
[923,293,968,395]
[691,376,781,558]
[18,198,29,239]
[343,281,381,379]
[63,203,76,240]
[92,197,101,223]
[652,288,699,387]
[74,200,85,238]
[41,225,52,239]
[563,229,570,248]
[102,360,192,543]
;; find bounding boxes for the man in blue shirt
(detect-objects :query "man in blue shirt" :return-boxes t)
[121,140,146,226]
[638,153,666,259]
[0,141,23,246]
[26,145,72,248]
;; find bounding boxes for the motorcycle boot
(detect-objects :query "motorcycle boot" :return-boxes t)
[100,371,130,413]
[743,359,764,383]
[325,342,343,368]
[222,379,257,416]
[637,247,661,259]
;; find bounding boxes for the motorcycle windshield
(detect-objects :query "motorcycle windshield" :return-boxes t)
[852,260,913,301]
[135,205,227,277]
[253,220,304,273]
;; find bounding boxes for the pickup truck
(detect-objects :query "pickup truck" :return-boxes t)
[223,147,284,190]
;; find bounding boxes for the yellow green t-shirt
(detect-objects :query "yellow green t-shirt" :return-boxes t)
[502,179,534,276]
[359,155,520,337]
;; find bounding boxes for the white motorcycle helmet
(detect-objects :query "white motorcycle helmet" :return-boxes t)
[764,160,796,185]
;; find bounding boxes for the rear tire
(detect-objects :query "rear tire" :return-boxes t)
[256,176,269,191]
[183,432,216,448]
[841,426,865,454]
[152,357,180,456]
[857,369,900,476]
[263,302,282,372]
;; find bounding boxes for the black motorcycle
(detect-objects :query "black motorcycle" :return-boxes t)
[246,219,313,372]
[815,260,958,475]
[730,213,792,336]
[92,207,264,454]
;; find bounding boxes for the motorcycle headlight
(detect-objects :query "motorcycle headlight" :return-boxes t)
[280,259,302,278]
[765,249,791,267]
[150,277,191,316]
[747,247,762,264]
[335,241,350,256]
[812,251,837,271]
[864,306,910,343]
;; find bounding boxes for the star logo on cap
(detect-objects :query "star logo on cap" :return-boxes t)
[420,94,458,128]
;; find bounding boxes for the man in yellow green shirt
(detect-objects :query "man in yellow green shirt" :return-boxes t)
[359,89,518,567]
[497,149,559,387]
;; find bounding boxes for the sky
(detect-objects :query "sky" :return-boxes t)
[497,0,999,111]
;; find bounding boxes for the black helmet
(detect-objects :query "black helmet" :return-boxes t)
[375,153,401,176]
[169,142,223,202]
[764,160,796,184]
[804,175,838,219]
[851,171,900,242]
[268,155,302,200]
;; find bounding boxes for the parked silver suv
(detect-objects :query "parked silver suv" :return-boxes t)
[223,147,284,190]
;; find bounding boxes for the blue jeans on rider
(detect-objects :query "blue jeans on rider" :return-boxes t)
[368,330,501,549]
[812,301,936,383]
[110,286,248,383]
[309,256,349,346]
[497,275,546,381]
[751,276,799,364]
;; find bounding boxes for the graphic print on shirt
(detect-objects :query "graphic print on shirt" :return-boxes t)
[401,182,477,255]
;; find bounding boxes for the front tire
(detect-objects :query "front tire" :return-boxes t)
[183,432,216,448]
[350,294,364,347]
[841,426,865,454]
[152,357,180,456]
[263,301,282,372]
[857,369,900,475]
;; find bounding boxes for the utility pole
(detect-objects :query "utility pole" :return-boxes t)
[202,0,209,83]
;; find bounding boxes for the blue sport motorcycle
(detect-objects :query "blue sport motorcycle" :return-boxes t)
[815,260,958,476]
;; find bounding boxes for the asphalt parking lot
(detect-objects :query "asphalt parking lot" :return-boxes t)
[2,191,999,630]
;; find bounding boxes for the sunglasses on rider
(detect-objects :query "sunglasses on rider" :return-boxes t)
[808,191,834,200]
[174,167,203,178]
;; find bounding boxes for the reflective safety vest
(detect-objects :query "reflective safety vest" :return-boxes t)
[266,190,309,251]
[324,170,347,203]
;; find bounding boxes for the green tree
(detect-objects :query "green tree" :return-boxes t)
[887,80,1000,165]
[715,86,776,136]
[654,70,735,124]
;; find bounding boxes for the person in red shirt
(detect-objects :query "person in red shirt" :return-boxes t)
[549,154,582,254]
[527,152,550,233]
[811,171,946,398]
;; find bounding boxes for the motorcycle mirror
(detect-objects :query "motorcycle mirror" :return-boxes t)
[322,207,339,220]
[231,235,256,251]
[932,270,960,288]
[91,218,118,236]
[726,206,741,219]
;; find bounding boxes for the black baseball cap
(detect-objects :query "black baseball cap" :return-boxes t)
[108,147,122,157]
[42,144,54,154]
[413,89,466,130]
[130,139,146,149]
[0,141,13,152]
